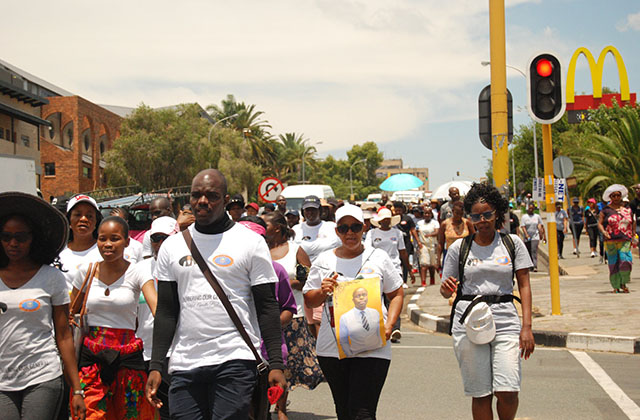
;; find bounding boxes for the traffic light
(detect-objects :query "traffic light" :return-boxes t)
[527,53,565,124]
[478,85,513,150]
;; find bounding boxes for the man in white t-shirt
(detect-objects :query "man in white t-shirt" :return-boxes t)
[519,204,546,271]
[146,169,286,420]
[141,197,174,258]
[293,195,341,262]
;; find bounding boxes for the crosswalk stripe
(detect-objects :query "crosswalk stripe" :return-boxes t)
[570,350,640,420]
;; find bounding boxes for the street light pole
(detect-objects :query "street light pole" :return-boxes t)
[208,113,239,144]
[481,61,539,180]
[349,158,367,201]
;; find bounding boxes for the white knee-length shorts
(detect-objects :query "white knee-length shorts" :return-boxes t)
[452,333,521,398]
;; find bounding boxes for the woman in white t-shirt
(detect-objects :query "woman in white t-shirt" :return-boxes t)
[440,183,534,420]
[303,204,404,419]
[58,195,103,291]
[70,216,157,419]
[263,211,323,420]
[0,192,86,420]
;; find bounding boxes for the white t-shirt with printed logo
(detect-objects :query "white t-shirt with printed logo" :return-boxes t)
[303,247,403,360]
[58,243,103,292]
[442,232,533,336]
[154,224,279,374]
[0,265,70,391]
[294,221,341,262]
[124,238,144,263]
[364,227,405,275]
[72,262,151,330]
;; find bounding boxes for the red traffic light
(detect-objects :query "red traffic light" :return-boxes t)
[536,59,553,77]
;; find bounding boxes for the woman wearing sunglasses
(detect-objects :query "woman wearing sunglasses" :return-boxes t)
[303,204,404,419]
[440,183,534,420]
[0,192,86,420]
[598,184,635,293]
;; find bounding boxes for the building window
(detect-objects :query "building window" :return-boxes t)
[44,162,55,176]
[84,133,90,152]
[21,135,30,147]
[83,166,92,179]
[63,122,73,149]
[0,128,3,140]
[99,141,105,155]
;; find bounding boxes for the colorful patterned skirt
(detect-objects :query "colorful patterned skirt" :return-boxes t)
[75,327,154,420]
[604,240,632,290]
[283,317,325,390]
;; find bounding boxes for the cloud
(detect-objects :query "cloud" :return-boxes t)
[617,11,640,32]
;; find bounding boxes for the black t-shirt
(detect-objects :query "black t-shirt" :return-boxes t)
[397,214,415,251]
[570,205,584,223]
[509,211,520,235]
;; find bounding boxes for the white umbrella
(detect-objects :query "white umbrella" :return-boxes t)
[431,180,473,201]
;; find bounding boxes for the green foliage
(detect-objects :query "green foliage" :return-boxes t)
[104,104,212,190]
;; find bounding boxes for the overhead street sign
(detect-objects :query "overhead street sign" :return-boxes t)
[258,177,284,203]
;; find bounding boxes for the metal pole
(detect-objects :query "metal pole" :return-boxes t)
[349,166,353,198]
[489,0,509,232]
[533,123,539,179]
[542,124,561,315]
[302,155,305,184]
[512,146,516,199]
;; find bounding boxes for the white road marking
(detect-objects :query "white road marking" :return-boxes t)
[570,350,640,420]
[410,294,420,301]
[416,287,425,292]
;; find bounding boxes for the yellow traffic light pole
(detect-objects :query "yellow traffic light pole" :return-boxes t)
[489,0,509,196]
[542,124,562,314]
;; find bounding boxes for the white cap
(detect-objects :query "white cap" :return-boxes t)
[371,207,400,227]
[150,216,180,236]
[335,204,364,224]
[464,302,496,345]
[66,194,99,214]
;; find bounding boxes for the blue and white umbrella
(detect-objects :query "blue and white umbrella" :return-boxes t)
[379,173,424,192]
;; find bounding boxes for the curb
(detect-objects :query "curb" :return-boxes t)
[406,304,640,354]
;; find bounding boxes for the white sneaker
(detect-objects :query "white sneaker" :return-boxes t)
[572,249,577,255]
[402,283,409,289]
[391,330,402,343]
[591,251,597,258]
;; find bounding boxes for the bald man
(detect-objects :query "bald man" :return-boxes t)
[338,287,382,357]
[438,187,461,222]
[147,169,287,419]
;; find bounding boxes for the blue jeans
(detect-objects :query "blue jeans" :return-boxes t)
[0,375,63,420]
[169,360,257,420]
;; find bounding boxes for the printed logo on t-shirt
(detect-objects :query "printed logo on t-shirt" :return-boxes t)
[360,267,375,275]
[373,238,382,244]
[179,255,195,267]
[466,257,481,267]
[212,255,234,267]
[495,256,511,266]
[19,299,41,312]
[302,236,311,241]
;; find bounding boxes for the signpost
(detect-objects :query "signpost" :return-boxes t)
[553,156,578,256]
[258,177,284,203]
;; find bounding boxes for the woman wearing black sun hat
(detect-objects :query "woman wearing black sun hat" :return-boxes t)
[0,191,86,420]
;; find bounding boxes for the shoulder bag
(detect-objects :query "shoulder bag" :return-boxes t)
[182,229,270,420]
[69,262,98,359]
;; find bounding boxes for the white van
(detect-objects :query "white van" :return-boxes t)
[390,190,424,203]
[281,184,336,212]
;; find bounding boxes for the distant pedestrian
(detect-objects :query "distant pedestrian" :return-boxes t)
[520,204,545,271]
[393,202,421,286]
[226,193,245,222]
[416,208,440,285]
[285,209,300,228]
[630,184,640,257]
[440,183,534,420]
[245,202,259,217]
[569,197,584,257]
[439,187,461,222]
[584,198,602,259]
[437,201,475,266]
[508,204,520,236]
[142,197,175,257]
[598,184,635,293]
[554,202,569,259]
[276,195,288,214]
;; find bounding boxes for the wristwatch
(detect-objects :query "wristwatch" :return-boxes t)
[73,389,86,398]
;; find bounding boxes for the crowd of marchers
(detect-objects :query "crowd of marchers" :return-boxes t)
[1,172,636,420]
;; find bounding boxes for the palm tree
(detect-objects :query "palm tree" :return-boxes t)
[275,133,318,183]
[573,108,640,198]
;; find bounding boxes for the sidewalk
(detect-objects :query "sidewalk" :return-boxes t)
[407,232,640,354]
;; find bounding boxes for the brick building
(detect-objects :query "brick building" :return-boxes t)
[376,158,430,192]
[40,96,122,200]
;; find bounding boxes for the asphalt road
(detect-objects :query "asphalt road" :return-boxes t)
[284,318,640,420]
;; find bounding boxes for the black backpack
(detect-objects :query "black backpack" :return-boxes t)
[447,232,520,335]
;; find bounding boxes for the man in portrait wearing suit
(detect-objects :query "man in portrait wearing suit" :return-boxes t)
[338,287,382,357]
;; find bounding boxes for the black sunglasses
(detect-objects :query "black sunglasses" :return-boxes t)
[0,232,32,243]
[150,234,170,243]
[468,210,496,223]
[337,223,364,234]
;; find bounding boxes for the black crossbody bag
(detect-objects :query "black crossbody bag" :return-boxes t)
[182,229,270,420]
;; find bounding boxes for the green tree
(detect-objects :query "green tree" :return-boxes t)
[105,104,211,190]
[346,142,384,199]
[273,133,319,183]
[572,107,640,198]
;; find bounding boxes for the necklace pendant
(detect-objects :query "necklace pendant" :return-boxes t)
[104,288,110,296]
